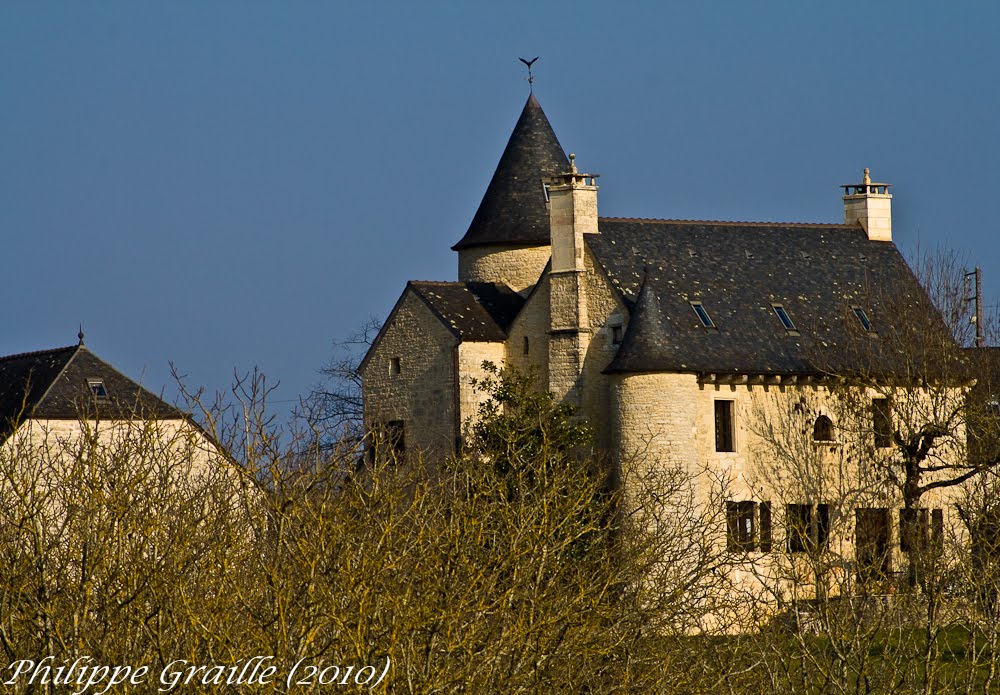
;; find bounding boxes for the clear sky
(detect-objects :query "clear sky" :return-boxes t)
[3,2,999,416]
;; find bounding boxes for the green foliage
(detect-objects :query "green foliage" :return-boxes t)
[465,361,592,480]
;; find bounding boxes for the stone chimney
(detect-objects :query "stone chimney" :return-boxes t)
[842,168,892,242]
[544,154,599,407]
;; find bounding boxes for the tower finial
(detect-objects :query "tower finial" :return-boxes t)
[78,323,85,346]
[518,56,539,93]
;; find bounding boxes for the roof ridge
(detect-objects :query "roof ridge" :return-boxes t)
[31,344,82,412]
[0,344,79,364]
[409,280,472,287]
[599,216,857,229]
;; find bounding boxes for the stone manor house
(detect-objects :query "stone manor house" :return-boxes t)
[360,89,961,586]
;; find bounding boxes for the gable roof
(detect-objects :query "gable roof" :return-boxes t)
[594,218,953,376]
[0,343,184,438]
[410,281,524,341]
[451,93,569,251]
[358,281,525,373]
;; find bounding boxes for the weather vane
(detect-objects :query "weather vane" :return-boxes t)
[519,56,539,93]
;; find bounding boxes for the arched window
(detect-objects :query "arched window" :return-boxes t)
[813,414,834,442]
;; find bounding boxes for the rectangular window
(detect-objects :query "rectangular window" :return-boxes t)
[873,398,893,448]
[726,501,773,553]
[853,306,873,332]
[523,336,530,355]
[772,304,796,331]
[857,508,892,583]
[931,508,944,550]
[715,400,735,452]
[726,501,757,552]
[786,503,832,553]
[611,325,623,345]
[900,508,945,553]
[386,420,405,459]
[390,357,402,375]
[691,301,716,328]
[87,378,109,400]
[787,504,813,553]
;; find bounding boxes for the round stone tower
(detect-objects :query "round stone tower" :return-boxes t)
[452,93,568,294]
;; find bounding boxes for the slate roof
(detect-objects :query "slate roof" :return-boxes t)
[451,94,569,251]
[0,344,184,438]
[409,281,525,341]
[593,218,954,376]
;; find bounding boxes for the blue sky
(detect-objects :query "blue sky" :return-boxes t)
[3,2,999,415]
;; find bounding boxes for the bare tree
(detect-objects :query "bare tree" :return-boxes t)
[304,316,382,442]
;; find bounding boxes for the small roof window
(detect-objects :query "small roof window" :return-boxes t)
[853,306,873,332]
[690,302,716,329]
[772,304,796,331]
[87,378,109,400]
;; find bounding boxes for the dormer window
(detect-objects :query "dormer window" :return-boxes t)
[772,304,796,332]
[690,302,716,329]
[87,379,109,400]
[813,415,835,442]
[853,306,873,332]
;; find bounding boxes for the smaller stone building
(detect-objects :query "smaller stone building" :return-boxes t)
[0,338,227,477]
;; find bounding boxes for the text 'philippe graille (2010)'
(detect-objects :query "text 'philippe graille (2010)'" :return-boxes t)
[3,655,391,693]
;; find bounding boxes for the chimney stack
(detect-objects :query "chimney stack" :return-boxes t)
[842,168,892,242]
[544,153,599,407]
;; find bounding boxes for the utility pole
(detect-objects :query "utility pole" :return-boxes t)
[966,266,985,348]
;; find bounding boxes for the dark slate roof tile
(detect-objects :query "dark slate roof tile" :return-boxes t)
[0,344,184,438]
[595,219,952,376]
[451,94,569,250]
[410,281,525,342]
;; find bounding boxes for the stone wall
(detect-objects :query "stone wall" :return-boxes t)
[5,417,230,485]
[611,375,966,603]
[578,248,629,452]
[456,341,506,436]
[361,289,459,461]
[505,273,551,387]
[457,245,550,294]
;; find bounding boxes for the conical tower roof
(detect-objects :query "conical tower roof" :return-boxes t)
[605,272,678,373]
[452,93,569,251]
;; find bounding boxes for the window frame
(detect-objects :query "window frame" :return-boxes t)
[724,501,773,553]
[611,324,624,346]
[87,378,109,400]
[726,501,756,552]
[812,414,835,442]
[386,420,406,459]
[690,301,716,329]
[856,507,892,582]
[852,306,874,332]
[771,304,798,333]
[900,507,945,554]
[786,502,832,553]
[715,399,736,452]
[873,397,893,448]
[787,503,813,553]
